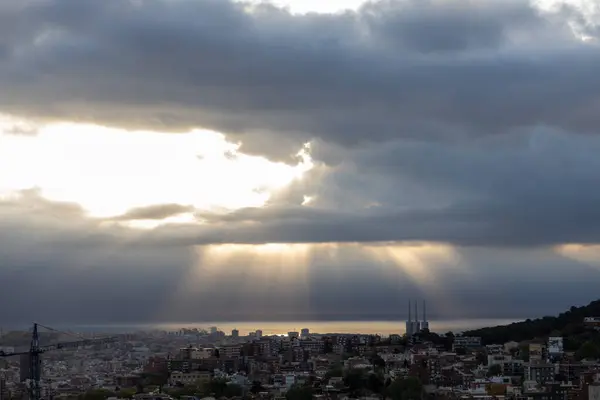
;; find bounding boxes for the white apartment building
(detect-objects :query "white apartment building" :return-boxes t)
[487,354,512,371]
[453,336,481,350]
[169,371,211,385]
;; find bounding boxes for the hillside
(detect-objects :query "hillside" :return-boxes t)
[462,299,600,351]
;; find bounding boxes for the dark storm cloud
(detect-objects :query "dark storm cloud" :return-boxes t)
[0,192,188,324]
[1,191,600,325]
[0,0,598,157]
[2,0,600,325]
[158,200,600,247]
[361,0,544,53]
[178,129,600,248]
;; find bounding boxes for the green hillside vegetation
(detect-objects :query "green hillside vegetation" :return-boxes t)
[463,299,600,353]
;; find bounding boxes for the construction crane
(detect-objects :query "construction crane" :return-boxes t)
[0,323,119,400]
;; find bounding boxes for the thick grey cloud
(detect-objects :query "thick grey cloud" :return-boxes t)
[0,0,598,158]
[2,0,600,325]
[165,129,600,248]
[0,192,188,324]
[361,0,547,52]
[1,191,600,325]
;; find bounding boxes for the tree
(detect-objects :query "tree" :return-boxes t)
[386,377,423,400]
[83,389,116,400]
[442,332,455,351]
[487,364,502,377]
[222,383,243,398]
[475,351,487,366]
[455,347,467,356]
[117,388,136,399]
[325,364,344,379]
[366,373,385,394]
[372,354,386,370]
[462,299,600,345]
[518,343,530,362]
[138,370,170,393]
[323,338,334,354]
[576,341,600,360]
[166,385,203,399]
[250,381,265,394]
[344,369,368,393]
[285,384,313,400]
[204,378,229,397]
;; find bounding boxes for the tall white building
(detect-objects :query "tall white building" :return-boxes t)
[548,337,563,359]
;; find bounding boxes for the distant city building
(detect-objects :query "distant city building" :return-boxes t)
[389,334,402,344]
[590,384,600,400]
[529,343,546,362]
[525,362,554,383]
[584,317,600,330]
[4,302,600,400]
[548,337,563,356]
[209,326,218,334]
[219,344,242,358]
[453,336,482,351]
[170,371,211,386]
[179,346,213,359]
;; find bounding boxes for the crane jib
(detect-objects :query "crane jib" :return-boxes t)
[0,323,119,400]
[0,337,118,357]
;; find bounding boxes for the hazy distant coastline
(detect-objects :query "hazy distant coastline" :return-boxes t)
[1,319,518,335]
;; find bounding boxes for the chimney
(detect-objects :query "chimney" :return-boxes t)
[415,300,418,322]
[408,300,412,322]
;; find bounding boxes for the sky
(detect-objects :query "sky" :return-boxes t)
[1,0,600,327]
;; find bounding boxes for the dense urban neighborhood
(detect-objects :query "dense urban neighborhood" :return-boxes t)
[3,301,600,400]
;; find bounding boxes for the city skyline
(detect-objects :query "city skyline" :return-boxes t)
[1,0,600,324]
[1,300,597,400]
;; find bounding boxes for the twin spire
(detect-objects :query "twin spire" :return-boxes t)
[405,299,429,336]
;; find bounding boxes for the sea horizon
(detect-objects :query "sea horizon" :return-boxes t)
[2,318,519,336]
